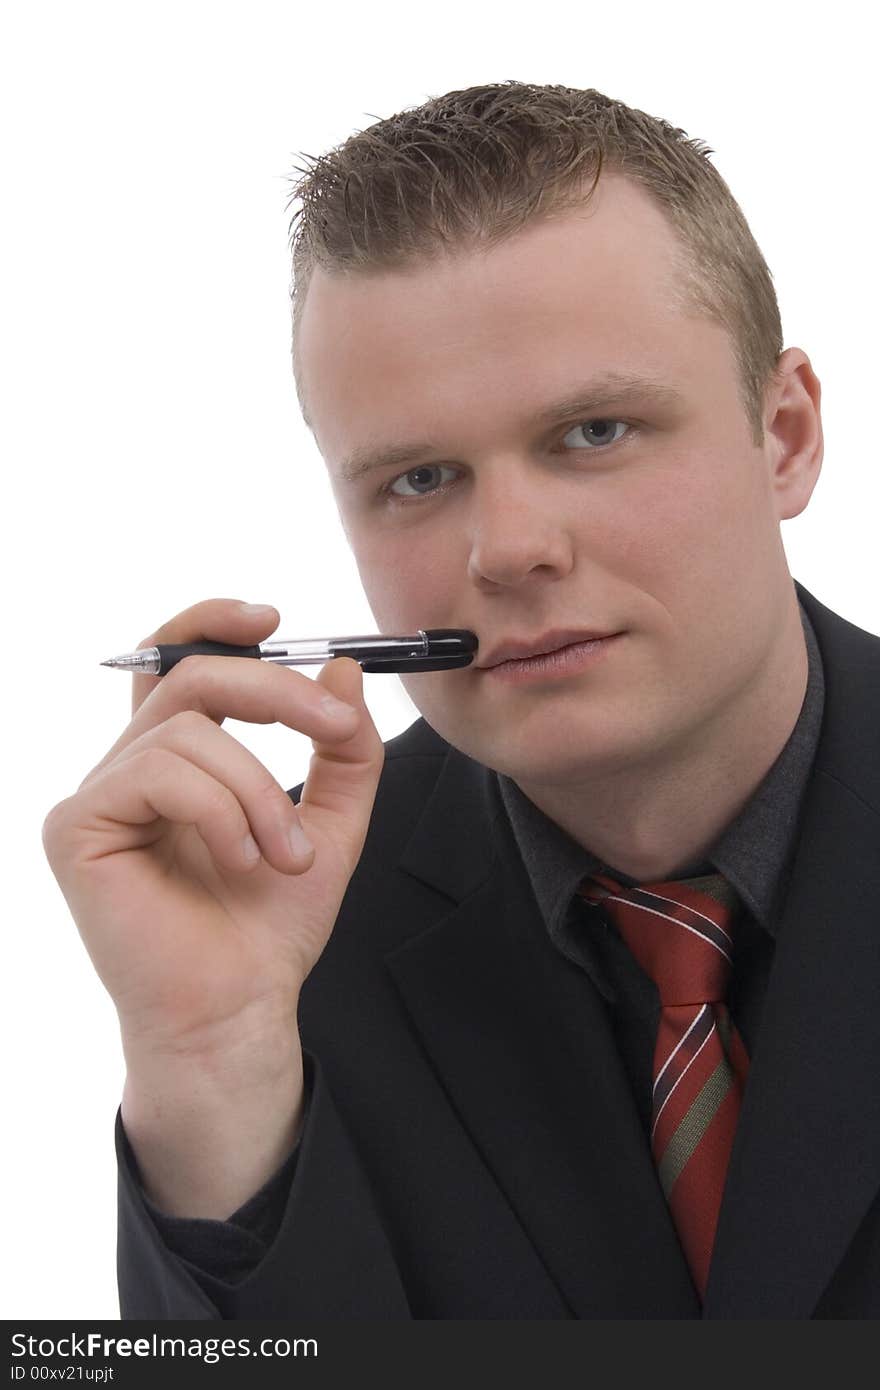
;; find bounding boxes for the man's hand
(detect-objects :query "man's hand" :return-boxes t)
[42,599,385,1215]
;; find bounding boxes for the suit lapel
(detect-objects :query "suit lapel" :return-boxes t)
[386,748,699,1318]
[705,584,880,1316]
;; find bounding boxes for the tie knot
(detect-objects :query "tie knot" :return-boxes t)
[577,871,738,1006]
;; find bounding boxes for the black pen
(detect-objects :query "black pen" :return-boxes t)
[100,628,479,676]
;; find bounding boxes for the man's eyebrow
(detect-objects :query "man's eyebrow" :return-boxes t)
[334,374,684,483]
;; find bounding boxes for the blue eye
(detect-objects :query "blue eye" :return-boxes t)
[561,418,630,449]
[386,464,458,501]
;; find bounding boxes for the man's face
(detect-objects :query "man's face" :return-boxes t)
[296,174,812,787]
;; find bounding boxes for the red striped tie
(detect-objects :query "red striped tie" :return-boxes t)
[576,871,750,1300]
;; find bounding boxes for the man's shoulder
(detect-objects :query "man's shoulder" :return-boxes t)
[796,581,880,713]
[795,581,880,807]
[286,715,472,881]
[286,715,457,808]
[382,714,451,763]
[796,581,880,661]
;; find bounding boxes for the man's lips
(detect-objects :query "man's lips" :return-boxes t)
[477,628,621,668]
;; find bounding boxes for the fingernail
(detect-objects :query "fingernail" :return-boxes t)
[240,602,275,614]
[289,821,314,857]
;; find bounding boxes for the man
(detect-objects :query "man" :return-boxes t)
[44,82,880,1318]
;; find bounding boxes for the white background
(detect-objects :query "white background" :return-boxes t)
[3,0,877,1320]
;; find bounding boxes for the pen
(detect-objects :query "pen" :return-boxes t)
[100,628,479,676]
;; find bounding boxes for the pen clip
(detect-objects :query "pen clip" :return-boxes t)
[358,654,475,673]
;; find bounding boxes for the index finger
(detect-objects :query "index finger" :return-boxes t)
[131,598,281,719]
[80,644,360,794]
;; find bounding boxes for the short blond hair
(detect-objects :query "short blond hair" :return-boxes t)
[287,81,785,447]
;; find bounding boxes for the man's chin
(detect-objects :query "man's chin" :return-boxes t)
[437,720,636,786]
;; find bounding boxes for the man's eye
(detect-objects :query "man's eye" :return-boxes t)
[386,464,458,501]
[561,418,630,449]
[383,421,631,504]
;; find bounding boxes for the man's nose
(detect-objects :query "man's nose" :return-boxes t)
[465,470,575,587]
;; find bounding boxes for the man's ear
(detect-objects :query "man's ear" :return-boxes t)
[762,347,824,522]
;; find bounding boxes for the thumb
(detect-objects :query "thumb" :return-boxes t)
[312,653,366,709]
[297,658,385,830]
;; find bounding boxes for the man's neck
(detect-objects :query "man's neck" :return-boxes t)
[513,601,810,883]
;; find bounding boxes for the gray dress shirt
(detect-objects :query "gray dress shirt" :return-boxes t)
[132,601,825,1290]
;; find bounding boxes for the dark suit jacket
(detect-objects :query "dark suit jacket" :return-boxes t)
[117,581,880,1318]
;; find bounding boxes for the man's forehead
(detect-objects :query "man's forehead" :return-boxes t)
[297,183,698,446]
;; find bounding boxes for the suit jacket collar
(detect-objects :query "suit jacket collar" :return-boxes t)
[387,581,880,1317]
